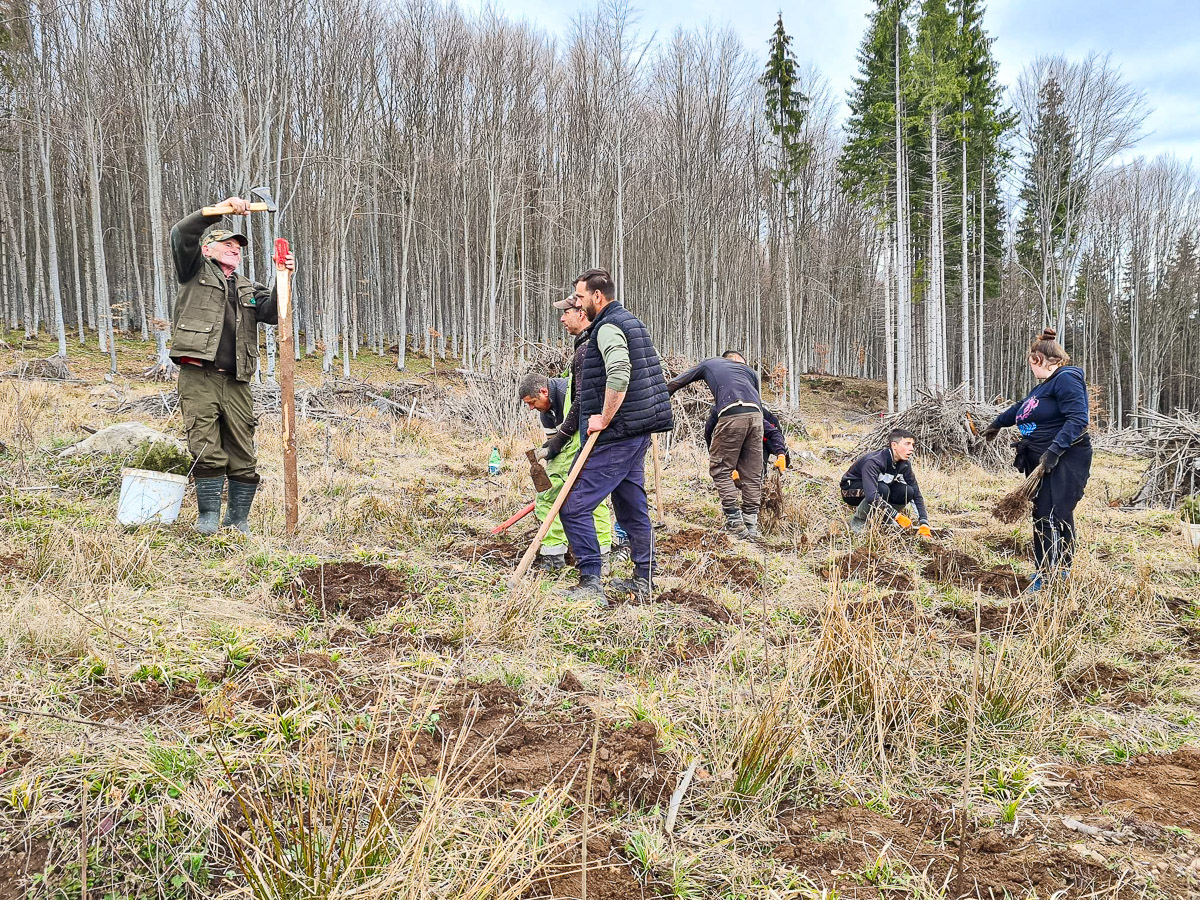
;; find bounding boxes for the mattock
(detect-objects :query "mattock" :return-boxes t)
[202,185,278,216]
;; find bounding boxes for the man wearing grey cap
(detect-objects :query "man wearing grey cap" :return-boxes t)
[169,197,294,535]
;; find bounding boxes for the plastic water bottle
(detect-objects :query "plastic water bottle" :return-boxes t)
[488,447,502,476]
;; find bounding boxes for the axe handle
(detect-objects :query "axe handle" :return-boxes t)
[511,430,600,585]
[201,201,273,216]
[651,434,664,524]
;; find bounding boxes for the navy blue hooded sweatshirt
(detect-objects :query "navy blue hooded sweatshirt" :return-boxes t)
[988,365,1089,465]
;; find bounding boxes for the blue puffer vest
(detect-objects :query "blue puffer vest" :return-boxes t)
[577,302,674,444]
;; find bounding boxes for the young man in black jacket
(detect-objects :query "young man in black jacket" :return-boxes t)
[669,350,765,537]
[840,429,932,536]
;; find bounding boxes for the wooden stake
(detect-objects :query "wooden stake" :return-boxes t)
[651,433,664,524]
[274,239,298,536]
[510,430,600,585]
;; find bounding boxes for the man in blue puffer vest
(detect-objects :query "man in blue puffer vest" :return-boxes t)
[560,267,674,604]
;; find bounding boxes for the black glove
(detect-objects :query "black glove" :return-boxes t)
[543,430,568,460]
[1039,451,1060,474]
[981,424,1001,441]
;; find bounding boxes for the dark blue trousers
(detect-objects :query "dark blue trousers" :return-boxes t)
[1030,443,1092,573]
[562,435,653,579]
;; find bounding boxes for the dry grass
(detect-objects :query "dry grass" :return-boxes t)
[1,340,1198,898]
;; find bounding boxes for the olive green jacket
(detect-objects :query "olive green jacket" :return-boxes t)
[169,210,279,383]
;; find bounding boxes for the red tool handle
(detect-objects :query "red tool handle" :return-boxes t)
[273,237,290,268]
[491,501,536,535]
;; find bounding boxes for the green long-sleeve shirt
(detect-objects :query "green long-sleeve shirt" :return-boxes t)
[596,323,631,392]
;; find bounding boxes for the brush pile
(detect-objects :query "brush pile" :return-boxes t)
[1118,410,1200,508]
[851,385,1008,469]
[3,355,74,381]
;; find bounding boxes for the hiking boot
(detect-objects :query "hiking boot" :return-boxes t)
[742,511,761,540]
[194,476,224,535]
[609,575,650,602]
[536,553,568,574]
[850,499,870,534]
[600,550,613,577]
[222,477,259,534]
[564,574,607,606]
[1022,573,1044,595]
[724,507,748,538]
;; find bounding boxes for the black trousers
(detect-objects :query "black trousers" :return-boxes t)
[840,479,917,512]
[1024,442,1092,574]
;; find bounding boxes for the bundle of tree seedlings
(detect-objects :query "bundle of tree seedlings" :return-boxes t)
[851,385,1009,469]
[1125,410,1200,508]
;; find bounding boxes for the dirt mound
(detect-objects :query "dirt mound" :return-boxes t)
[291,562,418,621]
[776,803,1126,898]
[78,680,202,722]
[452,536,523,568]
[824,547,915,592]
[1060,661,1146,705]
[1094,749,1200,828]
[984,533,1029,557]
[656,528,731,555]
[524,835,646,900]
[940,600,1033,632]
[655,587,738,624]
[410,682,673,808]
[922,545,1032,598]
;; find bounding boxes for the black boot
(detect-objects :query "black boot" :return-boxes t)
[564,573,606,606]
[194,476,225,535]
[742,510,761,539]
[723,507,748,538]
[609,575,650,602]
[222,477,259,534]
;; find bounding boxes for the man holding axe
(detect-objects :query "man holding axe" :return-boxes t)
[169,193,294,534]
[558,268,673,603]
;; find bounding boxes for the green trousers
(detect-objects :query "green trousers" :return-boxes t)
[537,430,611,556]
[178,364,258,480]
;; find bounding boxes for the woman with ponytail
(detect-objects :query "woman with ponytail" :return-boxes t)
[982,328,1092,591]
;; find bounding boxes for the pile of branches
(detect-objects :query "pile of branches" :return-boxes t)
[3,355,74,381]
[850,385,1008,469]
[1122,410,1200,508]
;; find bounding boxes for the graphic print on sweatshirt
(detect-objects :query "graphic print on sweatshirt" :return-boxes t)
[1016,397,1040,435]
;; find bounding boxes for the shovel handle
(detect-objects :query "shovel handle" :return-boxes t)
[201,201,273,216]
[510,430,600,586]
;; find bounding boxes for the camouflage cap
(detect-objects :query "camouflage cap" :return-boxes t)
[202,228,249,248]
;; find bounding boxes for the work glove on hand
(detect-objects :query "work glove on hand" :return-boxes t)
[917,523,932,538]
[773,455,787,472]
[543,430,568,460]
[981,424,1002,441]
[893,512,913,530]
[533,446,550,462]
[1039,451,1060,475]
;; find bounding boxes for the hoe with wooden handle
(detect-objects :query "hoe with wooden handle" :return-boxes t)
[510,431,600,586]
[274,237,298,536]
[202,185,278,217]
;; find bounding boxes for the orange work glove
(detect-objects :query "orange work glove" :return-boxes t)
[917,524,932,538]
[731,470,739,481]
[774,455,787,472]
[894,512,913,529]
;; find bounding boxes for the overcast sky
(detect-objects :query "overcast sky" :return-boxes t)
[492,0,1199,166]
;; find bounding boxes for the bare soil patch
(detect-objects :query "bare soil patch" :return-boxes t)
[824,547,916,592]
[655,587,739,624]
[940,600,1034,632]
[1060,661,1147,705]
[452,535,524,568]
[922,545,1032,598]
[0,838,49,900]
[410,682,674,809]
[1092,748,1200,828]
[291,561,418,620]
[655,527,731,555]
[78,679,202,722]
[524,835,648,900]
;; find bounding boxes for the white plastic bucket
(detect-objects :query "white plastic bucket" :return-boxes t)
[1185,523,1200,552]
[117,468,189,527]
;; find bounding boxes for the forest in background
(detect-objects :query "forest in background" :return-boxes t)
[1,0,1197,422]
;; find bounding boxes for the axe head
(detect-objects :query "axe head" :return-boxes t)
[250,185,278,212]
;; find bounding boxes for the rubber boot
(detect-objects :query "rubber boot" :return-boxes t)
[724,507,748,538]
[194,476,225,535]
[222,477,259,534]
[600,548,613,577]
[536,552,567,574]
[743,510,761,540]
[850,499,870,534]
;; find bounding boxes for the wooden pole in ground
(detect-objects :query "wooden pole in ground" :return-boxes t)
[650,434,665,524]
[510,430,600,585]
[274,238,298,536]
